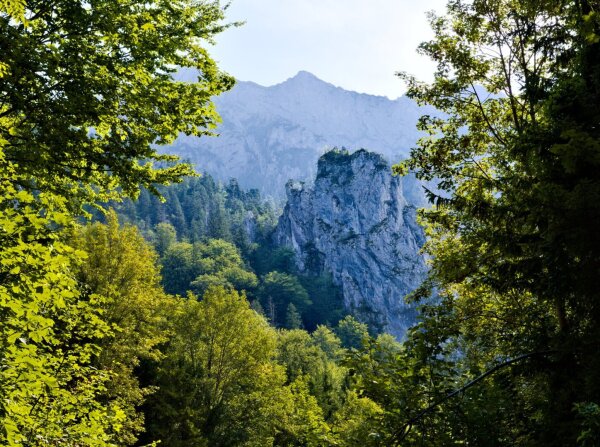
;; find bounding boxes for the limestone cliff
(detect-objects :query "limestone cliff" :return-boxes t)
[274,149,428,337]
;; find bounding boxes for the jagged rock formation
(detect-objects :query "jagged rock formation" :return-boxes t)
[274,149,428,337]
[166,71,432,198]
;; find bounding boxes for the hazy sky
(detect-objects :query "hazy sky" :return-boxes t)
[210,0,448,99]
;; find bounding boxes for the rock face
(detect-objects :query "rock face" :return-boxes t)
[166,71,432,198]
[274,149,428,337]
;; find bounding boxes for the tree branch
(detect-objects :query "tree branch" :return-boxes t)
[394,349,557,444]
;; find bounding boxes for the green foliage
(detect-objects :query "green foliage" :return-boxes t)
[258,271,311,327]
[111,175,349,331]
[385,0,600,444]
[277,329,348,420]
[274,377,333,447]
[285,303,304,329]
[72,212,173,445]
[311,325,344,362]
[114,175,279,247]
[159,241,197,296]
[300,273,345,330]
[143,286,306,446]
[330,391,383,447]
[161,238,258,296]
[335,316,369,350]
[153,222,177,257]
[0,166,120,445]
[575,402,600,447]
[1,0,234,443]
[0,0,235,206]
[190,239,259,295]
[251,246,297,277]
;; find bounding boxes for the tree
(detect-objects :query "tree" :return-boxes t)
[0,171,120,446]
[0,1,234,444]
[330,391,383,447]
[142,286,287,446]
[72,212,173,445]
[189,239,258,296]
[335,316,369,350]
[258,272,311,327]
[160,241,196,296]
[300,273,345,330]
[285,303,304,329]
[392,0,600,444]
[1,0,234,205]
[277,329,347,420]
[152,222,177,257]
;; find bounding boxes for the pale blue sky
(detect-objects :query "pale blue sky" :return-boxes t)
[211,0,448,99]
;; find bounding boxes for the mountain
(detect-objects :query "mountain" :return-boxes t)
[273,149,428,337]
[166,71,430,198]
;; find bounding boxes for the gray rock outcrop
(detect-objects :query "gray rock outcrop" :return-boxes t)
[274,149,428,337]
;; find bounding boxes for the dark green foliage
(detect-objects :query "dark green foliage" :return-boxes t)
[251,245,297,276]
[112,175,279,250]
[258,271,311,326]
[300,273,345,331]
[377,0,600,445]
[285,303,304,329]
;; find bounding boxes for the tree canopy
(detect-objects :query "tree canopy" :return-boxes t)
[387,0,600,444]
[0,0,235,444]
[1,0,234,204]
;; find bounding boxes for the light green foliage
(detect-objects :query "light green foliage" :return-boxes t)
[275,377,334,447]
[0,0,25,21]
[311,325,344,362]
[1,0,233,443]
[346,334,442,446]
[0,159,121,445]
[331,391,383,447]
[335,315,369,350]
[277,329,347,419]
[144,286,287,446]
[0,0,234,206]
[73,212,174,445]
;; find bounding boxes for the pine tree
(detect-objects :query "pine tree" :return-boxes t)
[285,303,304,329]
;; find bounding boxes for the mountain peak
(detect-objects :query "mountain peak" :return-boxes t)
[284,70,325,85]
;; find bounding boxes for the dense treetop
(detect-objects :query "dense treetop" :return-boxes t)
[1,0,234,205]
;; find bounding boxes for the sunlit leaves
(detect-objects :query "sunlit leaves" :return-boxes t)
[0,150,119,446]
[0,0,235,206]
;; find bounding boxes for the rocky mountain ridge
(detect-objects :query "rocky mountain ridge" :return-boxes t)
[273,149,428,337]
[167,71,430,198]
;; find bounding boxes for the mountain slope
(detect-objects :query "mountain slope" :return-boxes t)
[167,71,429,197]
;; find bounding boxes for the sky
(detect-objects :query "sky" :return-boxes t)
[210,0,448,99]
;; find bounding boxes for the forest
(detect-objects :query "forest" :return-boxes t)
[1,0,599,446]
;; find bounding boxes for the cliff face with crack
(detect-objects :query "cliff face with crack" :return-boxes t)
[274,149,428,338]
